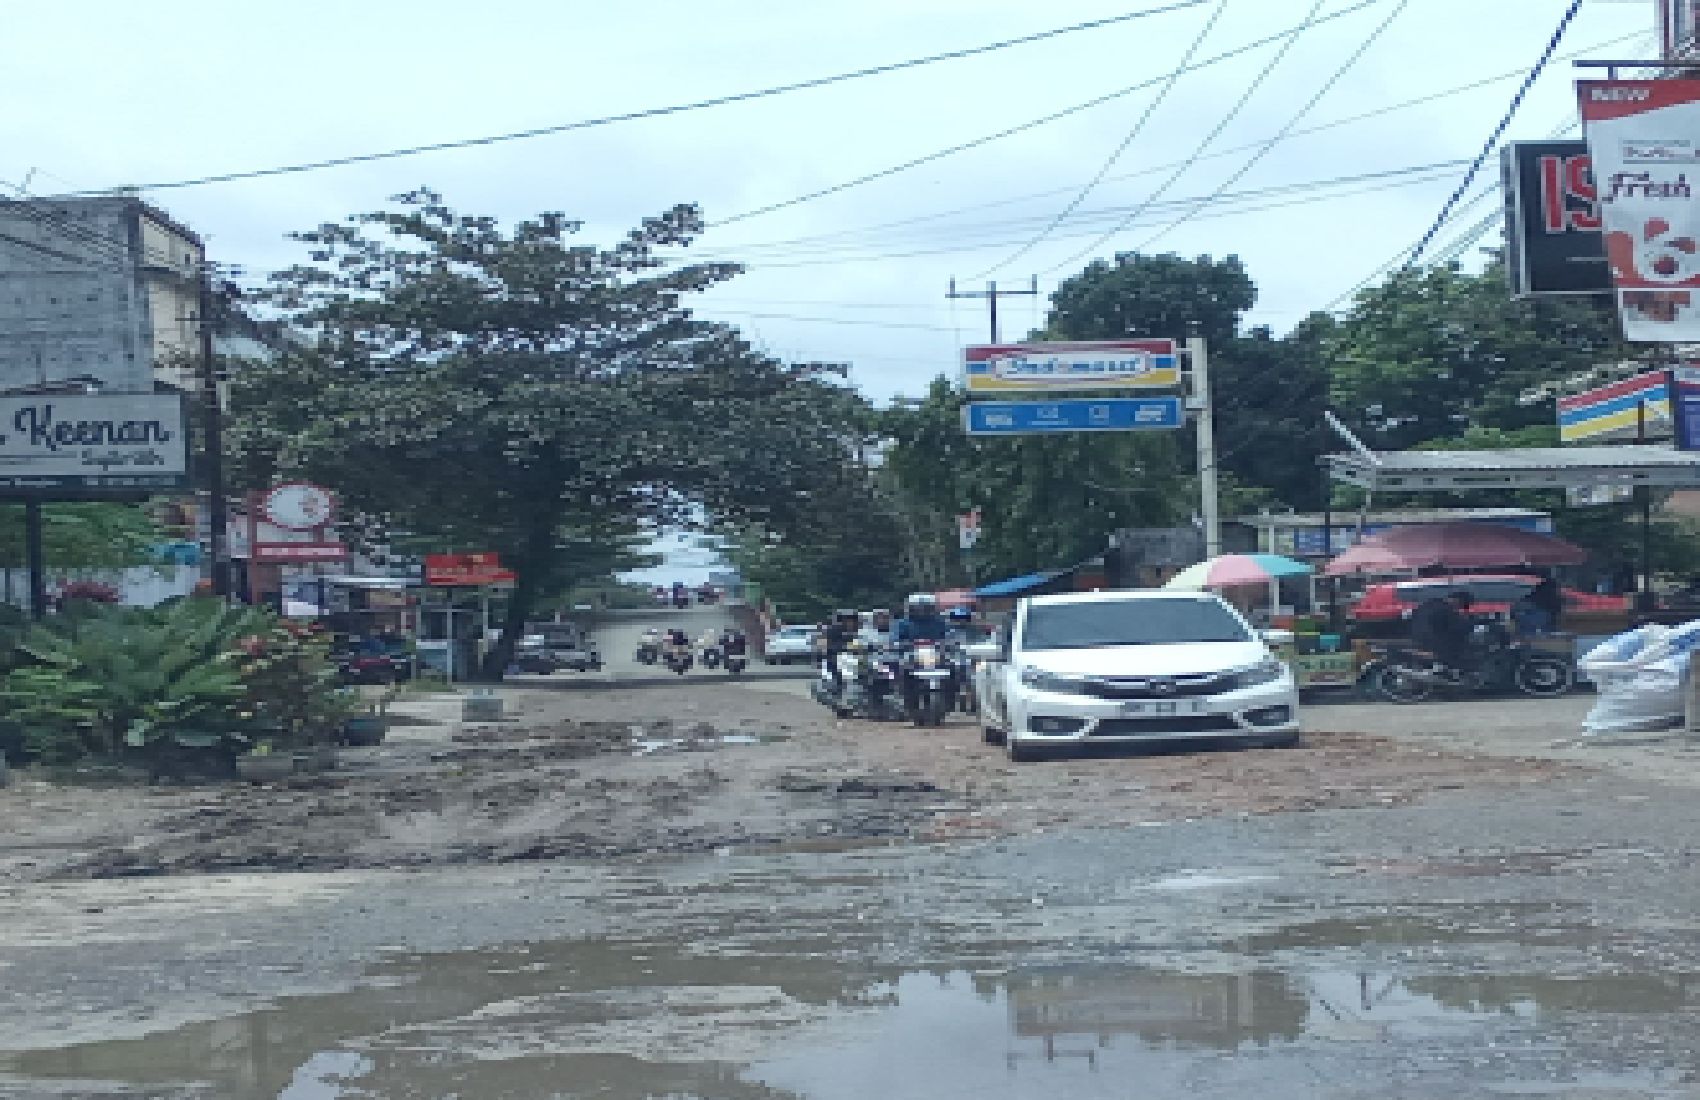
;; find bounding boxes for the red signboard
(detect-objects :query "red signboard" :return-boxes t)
[424,552,516,587]
[244,491,346,564]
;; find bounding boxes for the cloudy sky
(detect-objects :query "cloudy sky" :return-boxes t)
[0,0,1656,405]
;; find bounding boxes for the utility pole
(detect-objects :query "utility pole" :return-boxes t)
[1186,336,1221,558]
[947,277,1039,343]
[24,499,44,619]
[198,265,231,599]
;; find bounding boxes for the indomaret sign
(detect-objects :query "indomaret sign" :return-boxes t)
[1578,79,1700,341]
[962,339,1179,394]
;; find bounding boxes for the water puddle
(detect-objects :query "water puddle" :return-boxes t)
[4,925,1695,1099]
[631,732,789,756]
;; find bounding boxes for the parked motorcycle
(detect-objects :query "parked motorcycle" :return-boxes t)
[1365,623,1575,703]
[663,647,694,676]
[700,644,723,670]
[900,642,956,727]
[725,653,748,676]
[635,641,659,665]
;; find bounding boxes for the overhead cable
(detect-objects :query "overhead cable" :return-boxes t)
[1036,0,1333,275]
[1405,0,1584,265]
[690,28,1639,259]
[710,0,1389,227]
[971,0,1231,278]
[1126,0,1412,254]
[94,1,1209,194]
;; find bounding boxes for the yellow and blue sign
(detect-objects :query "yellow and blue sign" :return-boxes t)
[1558,369,1671,443]
[963,339,1179,394]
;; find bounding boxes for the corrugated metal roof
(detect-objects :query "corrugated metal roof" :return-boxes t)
[1326,446,1700,492]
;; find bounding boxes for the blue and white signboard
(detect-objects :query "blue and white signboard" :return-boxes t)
[963,397,1183,436]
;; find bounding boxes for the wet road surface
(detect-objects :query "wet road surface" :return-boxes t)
[7,766,1700,1098]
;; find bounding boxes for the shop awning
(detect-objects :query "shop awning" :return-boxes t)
[1325,446,1700,493]
[972,570,1065,598]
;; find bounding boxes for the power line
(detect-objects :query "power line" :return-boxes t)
[94,1,1209,195]
[710,0,1389,228]
[970,0,1231,278]
[1405,0,1584,265]
[692,29,1641,261]
[1034,0,1334,275]
[725,158,1468,270]
[1128,0,1412,254]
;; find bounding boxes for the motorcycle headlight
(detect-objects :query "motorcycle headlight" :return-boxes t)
[915,646,940,669]
[1229,658,1288,690]
[1020,666,1086,694]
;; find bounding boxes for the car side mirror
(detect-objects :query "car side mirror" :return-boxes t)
[963,641,1001,661]
[1260,628,1295,648]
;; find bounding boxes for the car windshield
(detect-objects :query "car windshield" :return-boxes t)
[1021,599,1250,650]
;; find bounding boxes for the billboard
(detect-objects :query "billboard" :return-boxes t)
[1673,365,1700,450]
[1500,141,1608,296]
[1578,79,1700,341]
[1558,369,1672,443]
[0,392,188,491]
[962,339,1178,394]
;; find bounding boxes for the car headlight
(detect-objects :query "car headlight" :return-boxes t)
[1019,666,1087,694]
[1229,658,1288,690]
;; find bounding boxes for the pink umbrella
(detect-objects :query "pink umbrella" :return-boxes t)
[1324,523,1586,577]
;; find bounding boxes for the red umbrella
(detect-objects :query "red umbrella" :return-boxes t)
[1324,523,1586,577]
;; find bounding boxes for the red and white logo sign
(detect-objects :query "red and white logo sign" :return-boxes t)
[1579,79,1700,340]
[261,482,335,530]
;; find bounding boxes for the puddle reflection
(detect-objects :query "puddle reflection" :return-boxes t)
[5,933,1697,1099]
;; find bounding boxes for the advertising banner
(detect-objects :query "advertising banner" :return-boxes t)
[1557,369,1673,443]
[1578,79,1700,341]
[424,552,516,587]
[962,339,1178,394]
[1500,141,1608,296]
[962,397,1183,436]
[1672,364,1700,450]
[1663,0,1700,60]
[0,393,188,491]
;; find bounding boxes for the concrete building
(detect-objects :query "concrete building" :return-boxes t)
[0,194,203,395]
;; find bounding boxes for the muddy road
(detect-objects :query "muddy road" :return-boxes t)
[5,673,1700,1098]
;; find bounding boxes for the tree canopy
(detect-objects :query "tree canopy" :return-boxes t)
[231,191,871,675]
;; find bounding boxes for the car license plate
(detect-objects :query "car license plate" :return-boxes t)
[1120,700,1205,716]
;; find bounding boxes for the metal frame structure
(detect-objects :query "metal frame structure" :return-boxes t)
[1324,446,1700,493]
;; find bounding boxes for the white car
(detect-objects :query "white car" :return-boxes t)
[764,625,820,665]
[975,591,1299,762]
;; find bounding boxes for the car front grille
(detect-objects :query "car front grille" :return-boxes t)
[1090,715,1241,736]
[1082,674,1229,699]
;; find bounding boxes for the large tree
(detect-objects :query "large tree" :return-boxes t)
[1327,261,1636,451]
[231,191,864,676]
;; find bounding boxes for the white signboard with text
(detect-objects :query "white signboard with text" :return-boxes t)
[0,393,188,491]
[1579,79,1700,341]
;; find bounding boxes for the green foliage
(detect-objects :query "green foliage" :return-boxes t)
[1328,262,1635,450]
[882,376,1187,583]
[231,190,872,678]
[0,502,162,570]
[0,600,347,766]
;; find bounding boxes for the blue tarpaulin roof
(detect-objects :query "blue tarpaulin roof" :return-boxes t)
[972,570,1065,598]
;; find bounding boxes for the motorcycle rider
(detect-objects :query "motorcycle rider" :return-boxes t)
[638,627,662,661]
[892,594,951,716]
[720,627,748,657]
[662,627,692,665]
[1410,590,1475,678]
[892,593,949,646]
[823,609,860,694]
